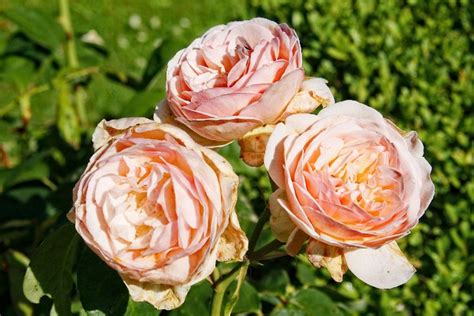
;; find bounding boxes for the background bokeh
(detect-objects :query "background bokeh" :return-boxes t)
[0,0,472,315]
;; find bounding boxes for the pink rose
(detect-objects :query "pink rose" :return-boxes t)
[162,18,333,143]
[264,101,434,288]
[69,118,247,309]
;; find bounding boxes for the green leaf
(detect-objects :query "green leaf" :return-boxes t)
[271,309,305,316]
[139,41,170,89]
[169,281,212,316]
[2,7,65,50]
[0,153,50,191]
[256,268,290,295]
[289,288,343,316]
[0,56,36,91]
[5,250,33,316]
[23,223,81,316]
[124,299,159,316]
[77,246,129,316]
[119,90,163,117]
[232,281,261,314]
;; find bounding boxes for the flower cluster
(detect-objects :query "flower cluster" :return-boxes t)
[70,18,434,310]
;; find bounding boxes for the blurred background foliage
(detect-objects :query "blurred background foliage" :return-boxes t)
[0,0,472,315]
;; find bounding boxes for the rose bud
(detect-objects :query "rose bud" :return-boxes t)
[238,125,275,167]
[264,101,434,288]
[69,118,248,309]
[158,18,333,145]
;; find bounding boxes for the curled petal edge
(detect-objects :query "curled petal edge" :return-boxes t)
[154,99,231,148]
[217,212,249,262]
[269,188,296,242]
[344,241,416,289]
[276,77,335,122]
[123,276,190,310]
[306,239,347,282]
[92,117,153,151]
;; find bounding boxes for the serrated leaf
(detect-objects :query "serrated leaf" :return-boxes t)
[77,246,129,316]
[2,7,65,50]
[23,223,81,316]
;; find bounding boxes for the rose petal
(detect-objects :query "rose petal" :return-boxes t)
[177,116,262,142]
[123,276,190,310]
[344,242,416,289]
[269,188,296,242]
[306,239,347,282]
[217,212,248,262]
[239,69,304,124]
[286,228,308,256]
[92,117,153,151]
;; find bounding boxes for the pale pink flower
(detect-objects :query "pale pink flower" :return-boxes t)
[264,101,434,288]
[69,118,247,309]
[160,18,333,143]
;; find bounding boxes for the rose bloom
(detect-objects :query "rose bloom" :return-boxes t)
[69,118,247,309]
[161,17,333,143]
[264,101,434,288]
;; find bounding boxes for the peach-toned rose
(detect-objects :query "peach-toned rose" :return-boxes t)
[264,101,434,288]
[162,18,333,143]
[69,118,247,309]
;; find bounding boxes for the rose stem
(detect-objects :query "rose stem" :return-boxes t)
[211,261,248,316]
[248,239,285,261]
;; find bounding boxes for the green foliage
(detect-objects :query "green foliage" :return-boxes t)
[0,0,472,315]
[23,224,80,315]
[245,0,473,315]
[76,246,130,315]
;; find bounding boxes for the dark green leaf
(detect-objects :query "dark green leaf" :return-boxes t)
[139,42,170,89]
[23,223,81,316]
[256,268,290,295]
[169,281,212,316]
[124,299,159,316]
[0,153,50,191]
[271,309,305,316]
[2,7,65,50]
[289,288,343,316]
[77,246,129,316]
[232,281,261,314]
